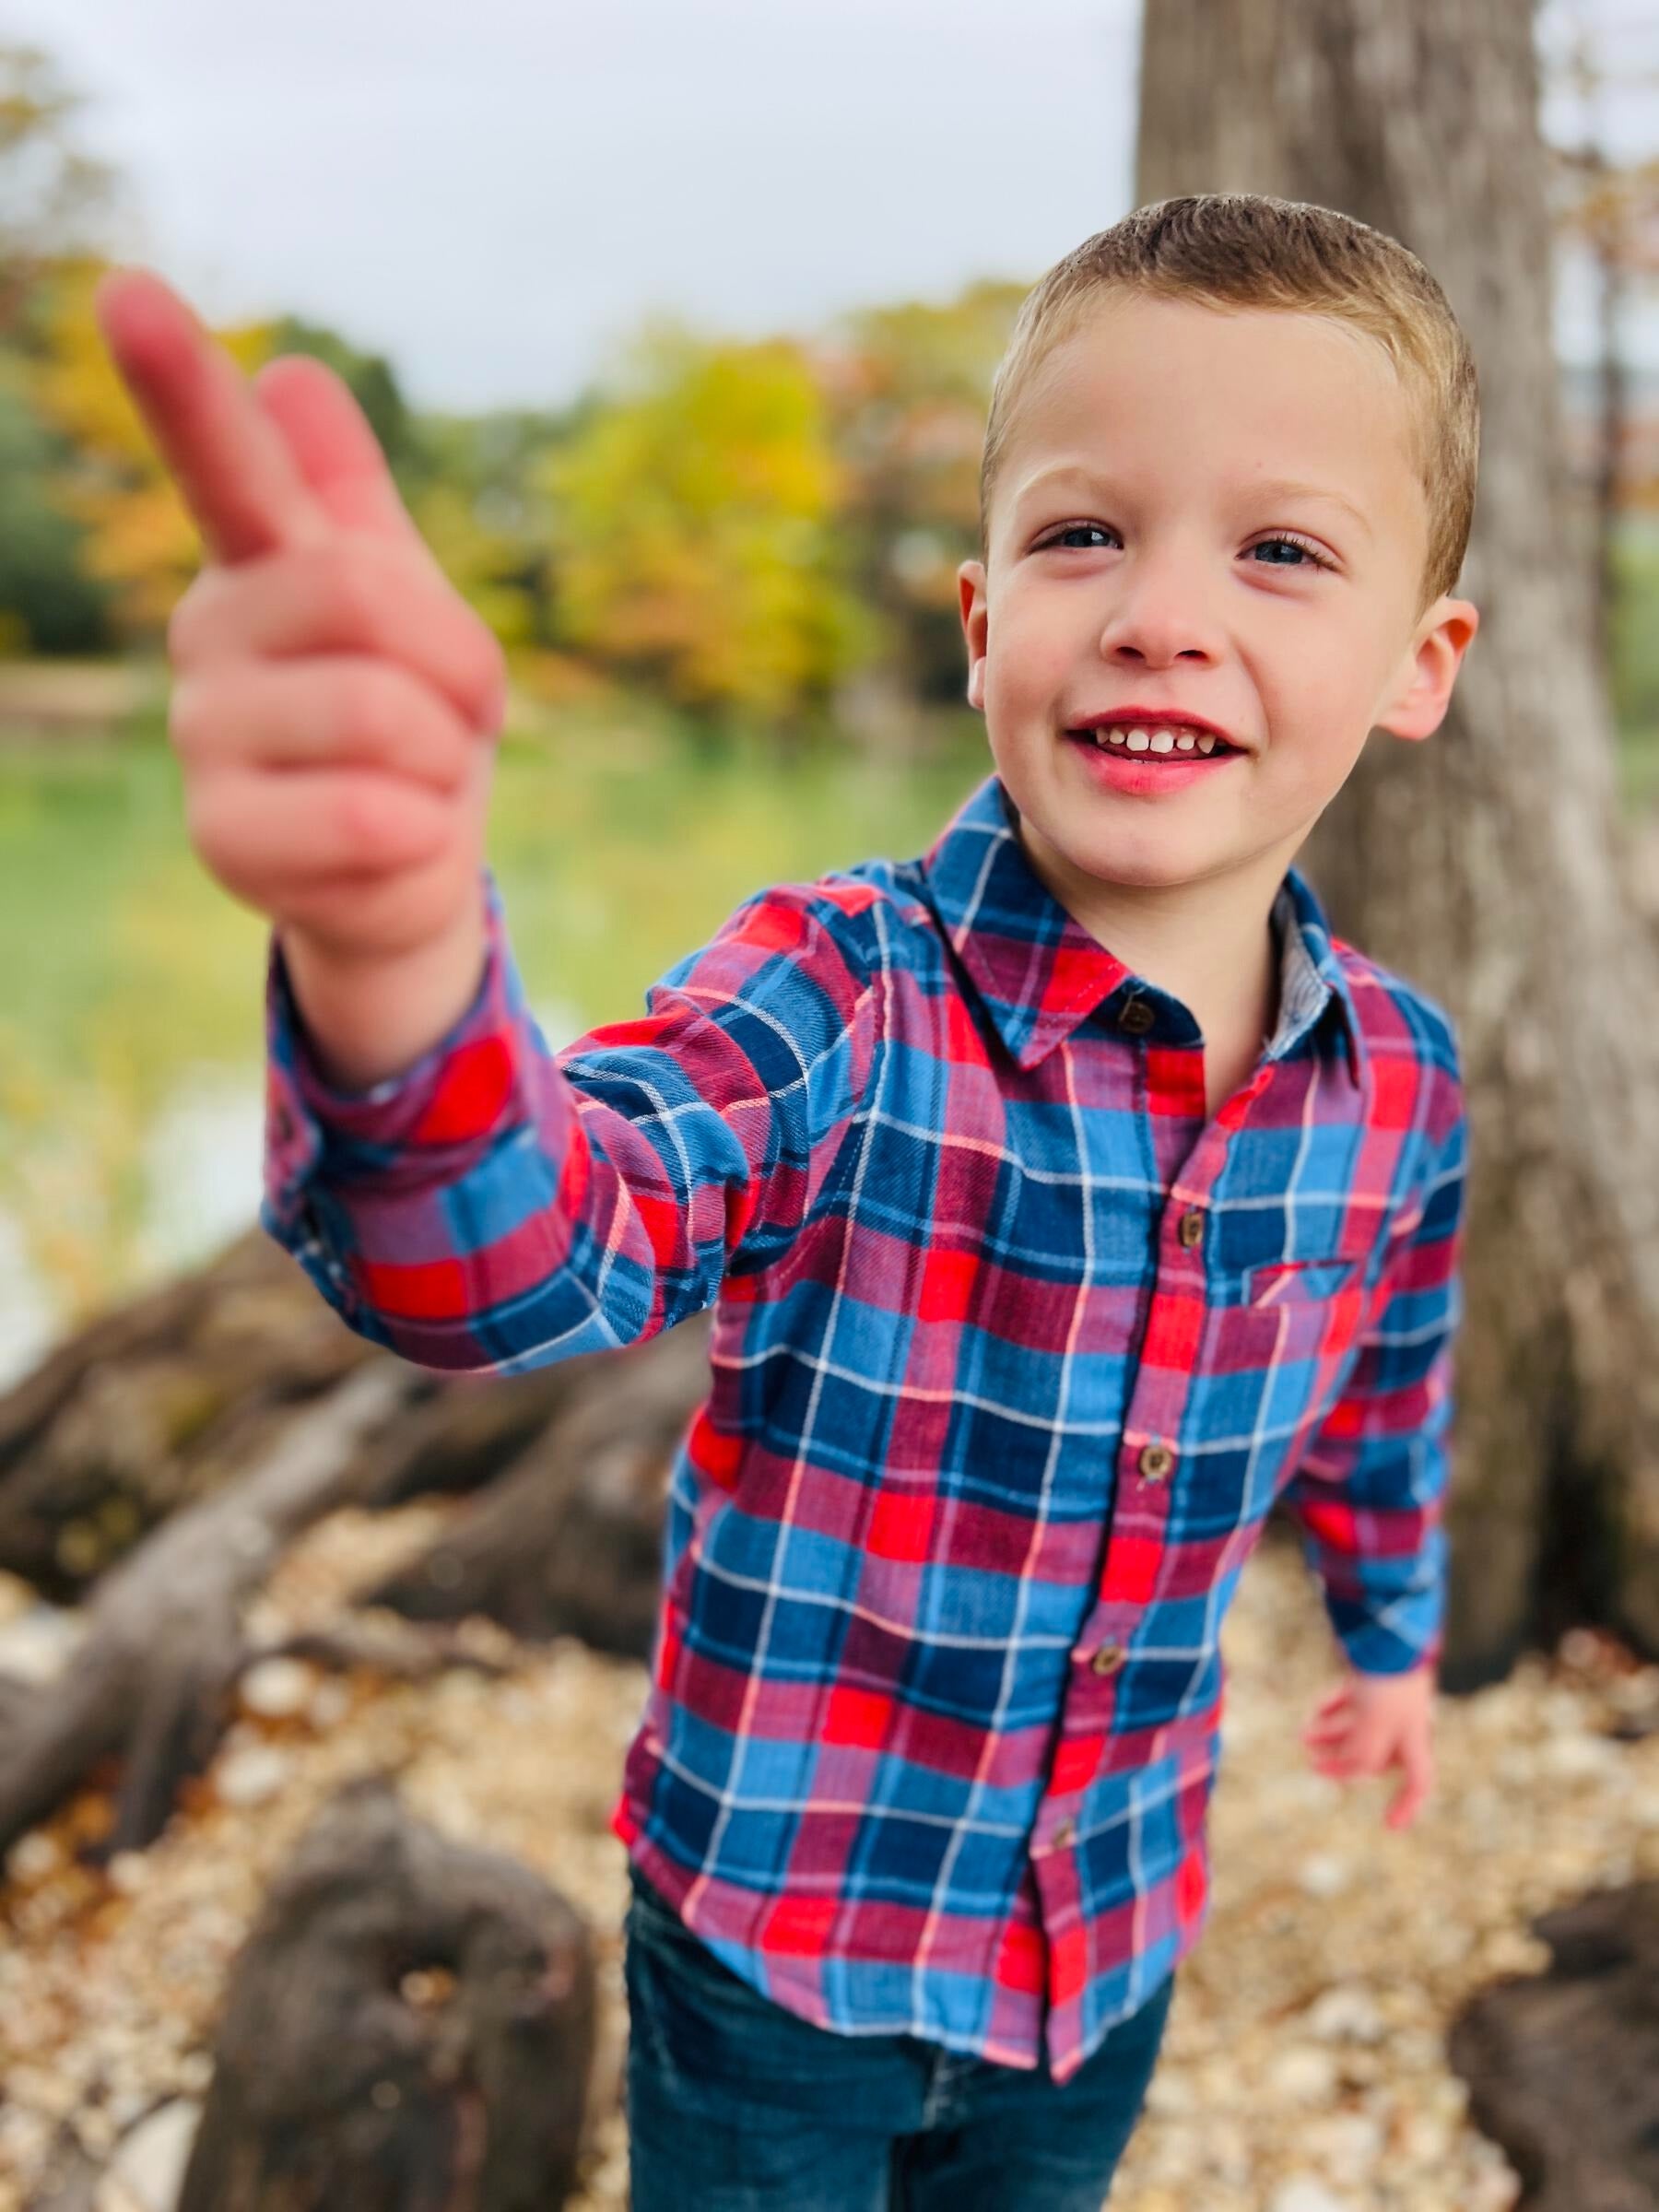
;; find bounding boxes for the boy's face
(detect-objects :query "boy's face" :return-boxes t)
[958,296,1478,917]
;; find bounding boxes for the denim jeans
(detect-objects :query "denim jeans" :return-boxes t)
[623,1862,1175,2210]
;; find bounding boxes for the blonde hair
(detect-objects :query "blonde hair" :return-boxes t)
[979,194,1479,610]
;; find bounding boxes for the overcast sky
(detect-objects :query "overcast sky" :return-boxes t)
[14,0,1657,416]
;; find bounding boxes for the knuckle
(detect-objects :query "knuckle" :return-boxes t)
[332,776,405,868]
[316,536,385,637]
[183,773,234,864]
[166,574,218,667]
[335,658,408,753]
[168,674,215,760]
[471,621,506,699]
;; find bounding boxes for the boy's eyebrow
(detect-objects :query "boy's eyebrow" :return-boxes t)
[1009,463,1373,542]
[1247,477,1373,541]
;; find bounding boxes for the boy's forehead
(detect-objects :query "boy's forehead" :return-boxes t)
[998,295,1419,535]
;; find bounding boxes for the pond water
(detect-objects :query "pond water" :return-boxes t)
[0,686,988,1389]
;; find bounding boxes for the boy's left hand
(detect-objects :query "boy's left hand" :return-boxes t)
[1299,1661,1436,1830]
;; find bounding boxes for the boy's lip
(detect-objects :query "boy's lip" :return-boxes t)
[1066,706,1248,752]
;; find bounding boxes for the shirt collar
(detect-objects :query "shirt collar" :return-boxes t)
[915,772,1369,1089]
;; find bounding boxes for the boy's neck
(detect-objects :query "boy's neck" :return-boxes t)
[1013,812,1292,1055]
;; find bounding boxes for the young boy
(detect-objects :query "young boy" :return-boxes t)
[97,190,1477,2208]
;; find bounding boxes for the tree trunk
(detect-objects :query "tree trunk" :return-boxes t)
[1135,0,1659,1687]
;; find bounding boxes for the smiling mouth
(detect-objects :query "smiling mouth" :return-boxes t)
[1064,724,1243,759]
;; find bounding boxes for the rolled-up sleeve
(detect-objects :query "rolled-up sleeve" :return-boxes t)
[1276,1092,1470,1677]
[261,865,882,1373]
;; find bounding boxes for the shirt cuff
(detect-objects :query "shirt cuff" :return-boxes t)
[1323,1529,1448,1678]
[262,865,536,1234]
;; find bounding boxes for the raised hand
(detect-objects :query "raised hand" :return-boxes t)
[94,266,506,1082]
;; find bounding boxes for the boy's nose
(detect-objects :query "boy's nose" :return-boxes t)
[1096,564,1222,668]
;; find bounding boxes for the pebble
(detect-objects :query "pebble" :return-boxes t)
[308,1678,352,1729]
[1302,1984,1384,2043]
[1296,1852,1352,1897]
[1269,2183,1354,2212]
[211,1743,294,1809]
[106,1853,149,1896]
[0,1604,87,1684]
[1302,2111,1383,2183]
[1538,1732,1619,1779]
[5,1831,62,1884]
[94,2102,204,2212]
[1267,2044,1340,2102]
[236,1656,318,1720]
[0,1570,36,1626]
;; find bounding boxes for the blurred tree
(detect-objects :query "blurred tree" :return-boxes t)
[0,342,112,653]
[818,282,1026,708]
[255,324,552,648]
[540,320,877,751]
[0,40,127,650]
[265,314,417,474]
[0,41,120,342]
[1138,0,1659,1685]
[23,254,276,640]
[1544,18,1659,663]
[401,406,576,653]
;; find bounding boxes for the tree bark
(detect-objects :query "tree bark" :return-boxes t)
[1136,0,1659,1686]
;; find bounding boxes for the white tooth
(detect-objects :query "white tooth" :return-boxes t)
[1105,727,1128,746]
[1149,729,1175,754]
[1196,733,1217,754]
[1124,727,1151,752]
[1174,733,1196,751]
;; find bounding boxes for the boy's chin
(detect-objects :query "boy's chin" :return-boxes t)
[1018,805,1241,897]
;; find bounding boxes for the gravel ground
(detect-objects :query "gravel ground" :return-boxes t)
[3,1500,1656,2212]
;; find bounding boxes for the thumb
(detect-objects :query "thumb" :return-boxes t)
[252,353,435,561]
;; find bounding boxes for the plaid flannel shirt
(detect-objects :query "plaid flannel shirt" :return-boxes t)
[262,770,1468,2082]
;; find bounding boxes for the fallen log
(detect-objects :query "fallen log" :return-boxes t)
[1446,1878,1659,2211]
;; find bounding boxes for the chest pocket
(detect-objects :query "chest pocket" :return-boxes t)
[1234,1255,1364,1367]
[1245,1257,1357,1305]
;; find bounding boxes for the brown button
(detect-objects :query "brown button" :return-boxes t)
[1090,1641,1125,1677]
[1117,996,1156,1035]
[1051,1819,1076,1849]
[1178,1208,1206,1249]
[1138,1441,1175,1482]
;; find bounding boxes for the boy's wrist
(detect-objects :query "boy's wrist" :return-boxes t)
[276,888,488,1095]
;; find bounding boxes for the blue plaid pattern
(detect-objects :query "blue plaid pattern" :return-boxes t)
[262,769,1467,2082]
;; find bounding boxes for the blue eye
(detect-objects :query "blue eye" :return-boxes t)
[1044,524,1117,550]
[1250,535,1332,570]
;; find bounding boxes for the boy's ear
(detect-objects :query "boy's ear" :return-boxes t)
[1375,594,1479,742]
[958,559,988,712]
